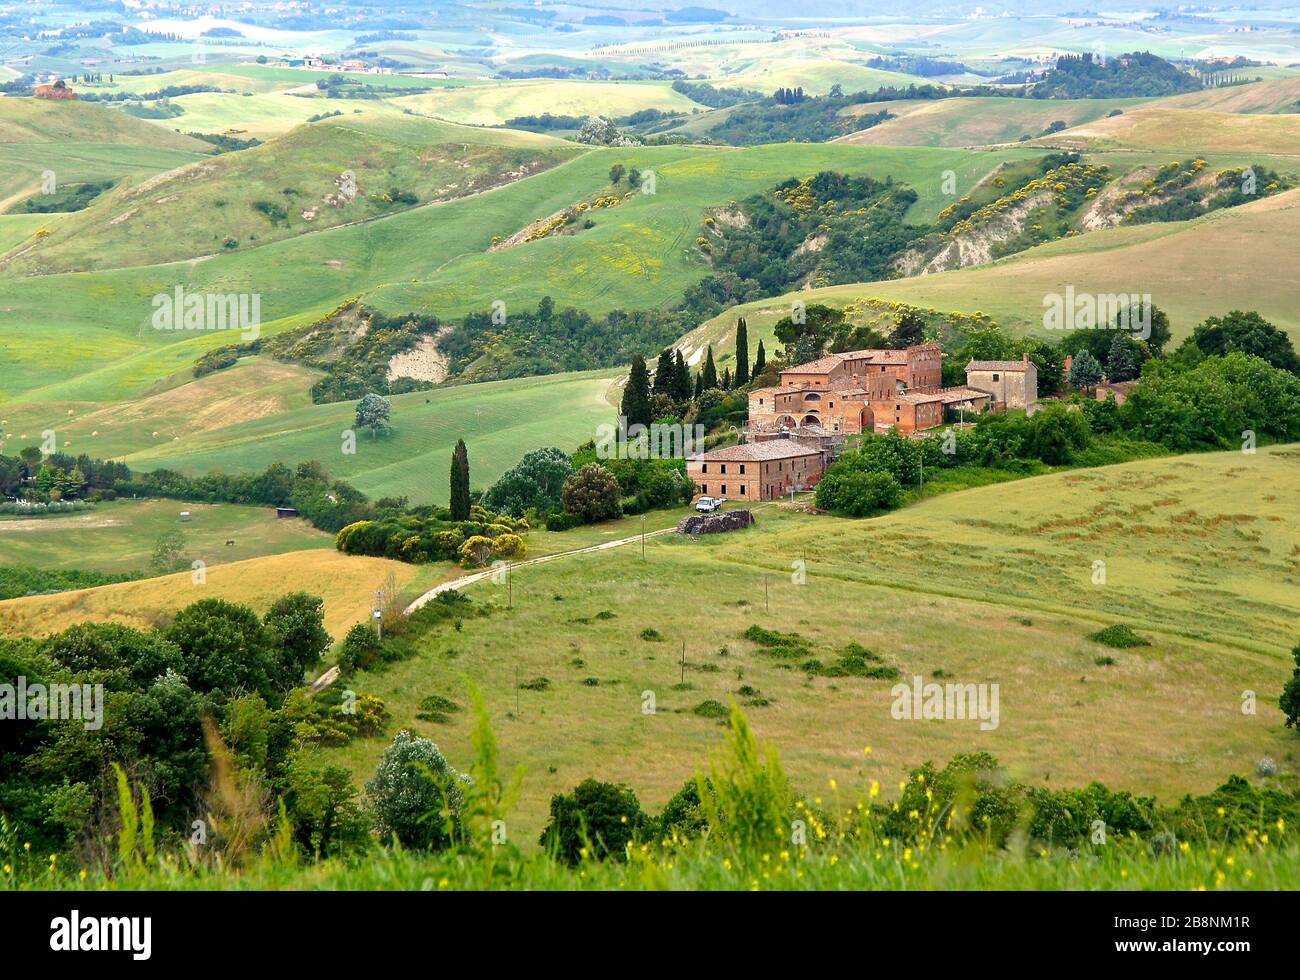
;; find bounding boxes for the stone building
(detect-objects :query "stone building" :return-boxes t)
[965,355,1038,409]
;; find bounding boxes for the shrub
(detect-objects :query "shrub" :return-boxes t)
[562,463,623,523]
[815,467,903,515]
[416,694,460,723]
[1280,644,1300,731]
[338,623,382,673]
[365,730,466,849]
[693,699,729,719]
[492,533,526,560]
[538,778,647,865]
[544,511,583,532]
[458,535,495,568]
[1088,624,1150,648]
[519,676,551,691]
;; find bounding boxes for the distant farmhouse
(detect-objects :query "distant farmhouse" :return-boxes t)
[687,343,1000,501]
[35,81,77,100]
[964,354,1037,410]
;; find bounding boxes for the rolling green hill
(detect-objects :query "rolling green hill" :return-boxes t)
[0,96,212,150]
[310,446,1300,841]
[837,96,1151,148]
[681,185,1300,359]
[4,110,580,273]
[0,141,1027,408]
[0,98,211,208]
[391,79,707,126]
[119,369,619,505]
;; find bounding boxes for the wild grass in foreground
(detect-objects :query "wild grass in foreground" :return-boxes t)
[3,703,1294,892]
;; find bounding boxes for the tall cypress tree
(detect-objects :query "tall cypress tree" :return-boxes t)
[450,439,470,520]
[672,350,691,401]
[721,367,732,390]
[621,354,652,427]
[734,317,750,387]
[701,346,718,390]
[693,371,704,400]
[753,339,766,378]
[652,348,674,398]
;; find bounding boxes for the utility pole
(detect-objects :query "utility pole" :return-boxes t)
[515,664,520,717]
[374,589,383,642]
[641,513,645,560]
[764,573,769,612]
[507,560,512,608]
[680,640,686,684]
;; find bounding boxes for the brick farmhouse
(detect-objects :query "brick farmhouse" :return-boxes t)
[686,440,824,502]
[747,343,991,437]
[686,340,1044,502]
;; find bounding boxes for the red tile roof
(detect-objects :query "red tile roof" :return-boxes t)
[694,441,822,462]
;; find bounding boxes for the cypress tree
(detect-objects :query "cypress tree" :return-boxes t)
[734,317,750,387]
[693,371,704,400]
[672,350,691,401]
[652,348,674,397]
[621,354,653,428]
[450,439,470,520]
[721,367,732,390]
[701,346,718,390]
[753,339,766,378]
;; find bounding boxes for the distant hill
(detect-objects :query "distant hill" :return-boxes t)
[0,96,211,151]
[1033,52,1201,100]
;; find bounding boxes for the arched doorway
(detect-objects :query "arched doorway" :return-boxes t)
[859,407,874,433]
[775,415,798,430]
[801,414,821,427]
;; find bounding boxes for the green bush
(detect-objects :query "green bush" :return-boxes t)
[538,778,647,865]
[365,730,466,849]
[338,622,382,673]
[693,699,729,718]
[1089,624,1150,648]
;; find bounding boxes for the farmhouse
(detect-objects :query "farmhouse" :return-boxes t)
[687,441,824,502]
[965,355,1037,409]
[748,343,985,435]
[34,82,77,100]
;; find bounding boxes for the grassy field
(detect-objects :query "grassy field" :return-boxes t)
[120,369,620,505]
[0,498,332,575]
[309,447,1300,844]
[682,184,1300,358]
[838,96,1151,148]
[0,97,211,150]
[391,79,707,126]
[7,109,580,272]
[0,139,1026,410]
[137,91,398,140]
[706,60,928,98]
[1044,106,1300,157]
[0,549,413,641]
[1156,75,1300,115]
[0,98,210,209]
